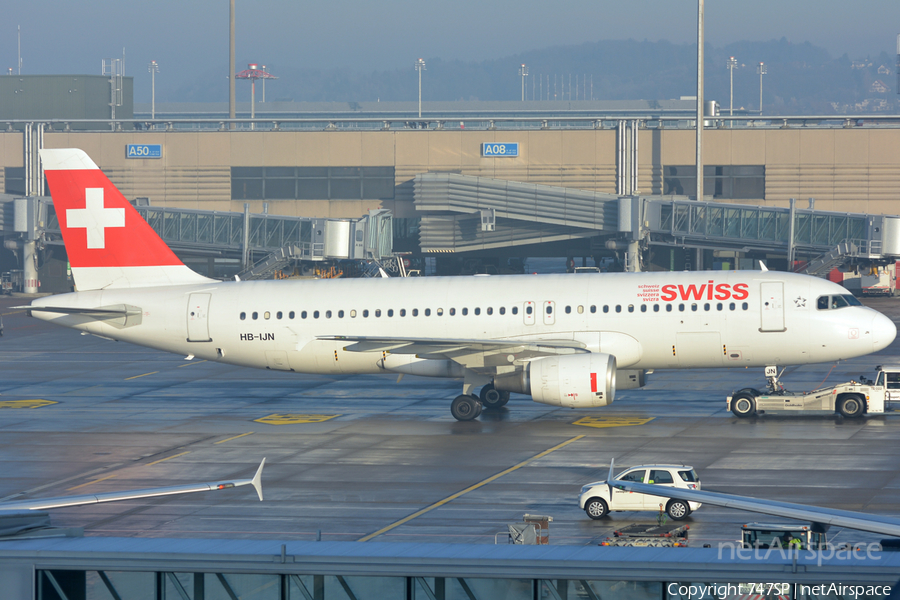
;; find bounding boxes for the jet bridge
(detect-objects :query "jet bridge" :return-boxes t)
[413,173,900,270]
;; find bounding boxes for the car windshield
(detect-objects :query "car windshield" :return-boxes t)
[678,469,699,482]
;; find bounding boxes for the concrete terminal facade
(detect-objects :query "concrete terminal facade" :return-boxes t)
[2,124,899,222]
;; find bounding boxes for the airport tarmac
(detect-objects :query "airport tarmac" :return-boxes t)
[1,294,900,548]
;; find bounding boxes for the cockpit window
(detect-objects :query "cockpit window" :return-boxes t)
[816,294,862,310]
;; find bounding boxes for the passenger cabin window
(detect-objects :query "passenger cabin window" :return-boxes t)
[449,308,456,316]
[350,310,356,318]
[289,311,295,319]
[627,305,634,313]
[437,308,444,316]
[649,470,674,485]
[363,310,369,317]
[240,312,246,320]
[590,305,596,313]
[640,305,647,313]
[276,311,283,319]
[301,311,308,319]
[338,310,344,318]
[615,305,621,313]
[512,307,518,315]
[412,309,418,316]
[499,307,505,315]
[653,305,659,312]
[474,308,481,315]
[425,308,431,316]
[399,309,405,317]
[325,310,332,318]
[252,312,258,320]
[264,311,271,320]
[603,306,609,313]
[617,470,646,483]
[314,311,320,319]
[526,305,533,315]
[387,309,394,317]
[375,309,382,317]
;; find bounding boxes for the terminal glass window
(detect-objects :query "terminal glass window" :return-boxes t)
[231,166,395,201]
[663,165,765,200]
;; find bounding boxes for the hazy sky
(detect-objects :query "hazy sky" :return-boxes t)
[5,1,900,102]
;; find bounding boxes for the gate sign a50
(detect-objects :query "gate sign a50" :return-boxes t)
[126,144,162,159]
[482,143,519,157]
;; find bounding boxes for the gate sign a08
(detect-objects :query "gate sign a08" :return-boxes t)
[482,142,519,157]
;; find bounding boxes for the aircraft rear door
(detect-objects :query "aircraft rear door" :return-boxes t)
[187,293,212,342]
[759,282,786,332]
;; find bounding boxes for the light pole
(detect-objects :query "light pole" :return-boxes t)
[148,60,159,119]
[415,58,426,118]
[757,62,767,115]
[727,56,738,124]
[695,0,704,203]
[261,65,267,102]
[519,64,528,101]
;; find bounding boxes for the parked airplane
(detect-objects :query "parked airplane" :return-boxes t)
[24,149,897,421]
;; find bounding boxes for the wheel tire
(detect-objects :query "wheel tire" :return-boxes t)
[666,499,691,520]
[480,384,510,409]
[731,393,757,418]
[451,395,481,421]
[584,498,609,520]
[838,394,865,418]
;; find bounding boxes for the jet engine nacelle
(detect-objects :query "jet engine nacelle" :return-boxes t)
[494,352,617,408]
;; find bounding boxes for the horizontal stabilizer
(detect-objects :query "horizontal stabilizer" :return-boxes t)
[614,479,900,538]
[1,458,266,511]
[15,305,131,316]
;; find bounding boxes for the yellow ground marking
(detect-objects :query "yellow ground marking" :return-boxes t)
[215,432,255,444]
[254,414,341,425]
[146,451,191,466]
[177,360,208,368]
[358,434,585,542]
[0,399,58,409]
[573,416,655,428]
[66,473,119,492]
[1,310,24,315]
[124,371,159,380]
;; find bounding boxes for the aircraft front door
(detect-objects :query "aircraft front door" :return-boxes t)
[759,282,786,332]
[187,293,212,342]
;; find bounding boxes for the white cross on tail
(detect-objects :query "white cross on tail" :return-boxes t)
[66,188,125,249]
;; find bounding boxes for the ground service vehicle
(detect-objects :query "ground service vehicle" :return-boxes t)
[728,367,885,418]
[599,523,690,547]
[741,523,826,550]
[579,464,701,521]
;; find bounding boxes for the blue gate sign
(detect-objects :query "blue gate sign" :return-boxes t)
[126,144,162,159]
[482,142,519,157]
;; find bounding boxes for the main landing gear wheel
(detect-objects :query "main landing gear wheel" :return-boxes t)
[730,393,757,418]
[479,383,510,410]
[837,394,865,418]
[451,395,483,421]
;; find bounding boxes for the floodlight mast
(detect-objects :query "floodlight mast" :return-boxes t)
[148,61,159,119]
[415,58,426,118]
[727,56,738,124]
[519,64,529,102]
[695,0,704,203]
[757,62,767,115]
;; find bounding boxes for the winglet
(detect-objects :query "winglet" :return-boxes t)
[759,260,768,272]
[607,458,615,482]
[251,458,266,501]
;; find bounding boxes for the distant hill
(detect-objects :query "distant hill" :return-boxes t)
[173,39,897,115]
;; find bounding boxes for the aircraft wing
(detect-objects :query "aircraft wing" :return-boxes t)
[0,459,265,511]
[613,479,900,538]
[319,335,589,373]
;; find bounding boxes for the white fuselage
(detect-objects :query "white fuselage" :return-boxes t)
[32,270,894,377]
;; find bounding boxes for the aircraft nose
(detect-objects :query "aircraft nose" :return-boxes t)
[872,311,897,352]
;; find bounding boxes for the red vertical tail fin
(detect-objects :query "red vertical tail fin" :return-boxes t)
[40,148,212,290]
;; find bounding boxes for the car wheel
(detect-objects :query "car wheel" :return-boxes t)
[838,394,865,418]
[584,498,609,520]
[731,393,756,418]
[666,499,690,520]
